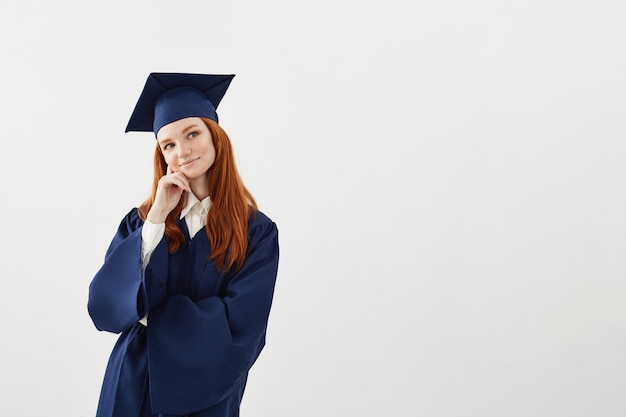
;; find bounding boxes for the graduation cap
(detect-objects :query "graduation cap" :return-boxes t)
[125,72,235,134]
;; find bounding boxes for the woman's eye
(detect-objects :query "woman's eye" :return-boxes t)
[188,131,199,139]
[163,143,174,150]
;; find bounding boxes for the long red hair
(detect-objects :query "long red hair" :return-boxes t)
[138,118,257,273]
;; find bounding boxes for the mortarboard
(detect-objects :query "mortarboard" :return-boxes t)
[125,72,235,135]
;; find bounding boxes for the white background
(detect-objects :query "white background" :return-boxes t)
[0,1,625,416]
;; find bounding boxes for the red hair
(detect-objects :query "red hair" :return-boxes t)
[138,118,257,273]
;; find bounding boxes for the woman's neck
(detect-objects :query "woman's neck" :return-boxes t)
[189,176,210,200]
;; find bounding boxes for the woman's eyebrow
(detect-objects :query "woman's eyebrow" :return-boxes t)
[182,124,199,134]
[157,124,199,144]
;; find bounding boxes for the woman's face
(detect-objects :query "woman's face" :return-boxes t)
[156,117,216,180]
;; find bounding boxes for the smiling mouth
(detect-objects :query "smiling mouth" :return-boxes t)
[180,157,200,167]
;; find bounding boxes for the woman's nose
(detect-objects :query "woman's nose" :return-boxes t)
[178,142,191,156]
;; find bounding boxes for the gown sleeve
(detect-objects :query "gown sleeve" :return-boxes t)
[146,213,280,415]
[87,209,169,334]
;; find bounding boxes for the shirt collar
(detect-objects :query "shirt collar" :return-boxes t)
[180,192,212,219]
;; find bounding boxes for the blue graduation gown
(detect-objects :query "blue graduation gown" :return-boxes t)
[87,208,279,417]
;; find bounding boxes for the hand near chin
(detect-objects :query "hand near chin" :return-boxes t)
[146,166,190,224]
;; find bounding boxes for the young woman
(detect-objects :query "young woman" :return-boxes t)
[88,73,280,417]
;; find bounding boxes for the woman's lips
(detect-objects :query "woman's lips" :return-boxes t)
[179,157,199,167]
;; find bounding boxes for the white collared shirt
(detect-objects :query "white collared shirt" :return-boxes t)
[138,192,211,326]
[180,192,212,240]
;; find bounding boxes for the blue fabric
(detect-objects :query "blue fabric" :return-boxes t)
[153,87,218,134]
[88,209,279,417]
[124,73,235,134]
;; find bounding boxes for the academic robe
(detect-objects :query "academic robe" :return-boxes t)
[87,208,279,417]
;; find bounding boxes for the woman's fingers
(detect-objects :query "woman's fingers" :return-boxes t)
[160,171,190,192]
[170,172,190,192]
[148,169,191,223]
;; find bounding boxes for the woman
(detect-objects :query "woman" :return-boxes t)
[88,72,280,417]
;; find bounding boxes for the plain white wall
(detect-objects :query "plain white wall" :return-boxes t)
[1,0,625,416]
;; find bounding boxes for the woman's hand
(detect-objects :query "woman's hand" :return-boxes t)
[146,166,191,224]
